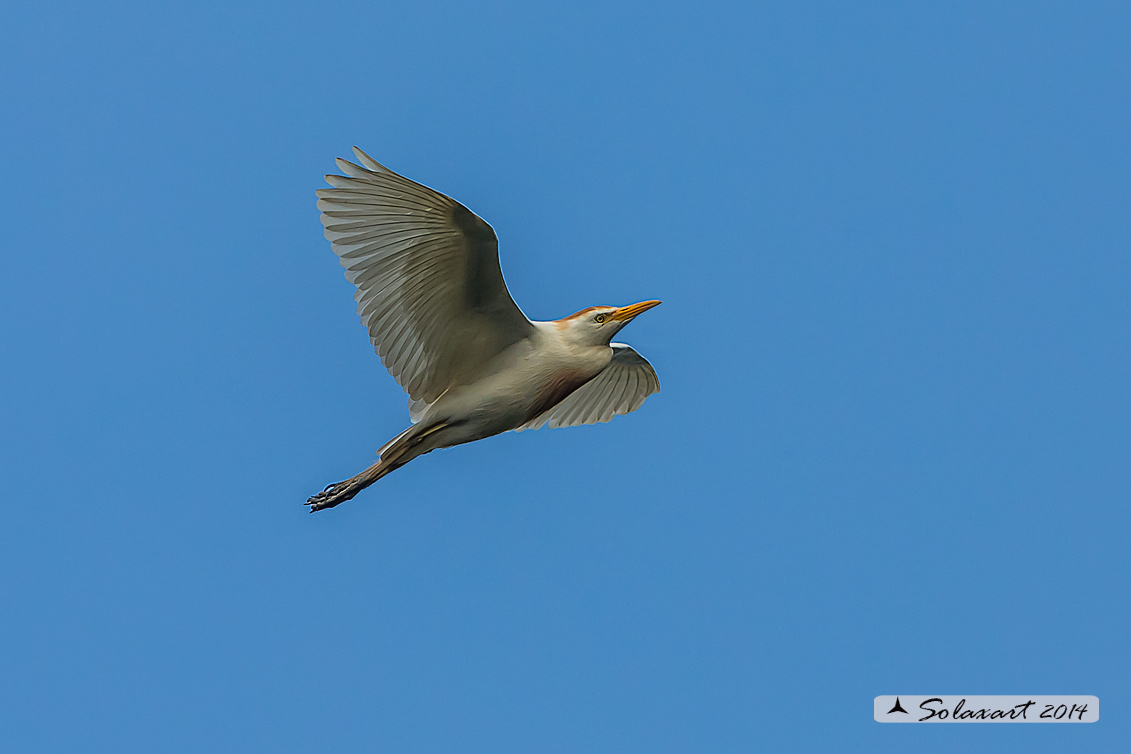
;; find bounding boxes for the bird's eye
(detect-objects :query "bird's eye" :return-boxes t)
[594,313,608,324]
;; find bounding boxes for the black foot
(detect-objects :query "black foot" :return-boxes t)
[306,480,356,512]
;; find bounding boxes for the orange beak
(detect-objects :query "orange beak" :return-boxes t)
[611,300,662,322]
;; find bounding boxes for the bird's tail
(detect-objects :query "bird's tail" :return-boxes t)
[306,421,449,512]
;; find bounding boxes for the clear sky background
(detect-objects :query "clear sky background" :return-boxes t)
[2,1,1128,751]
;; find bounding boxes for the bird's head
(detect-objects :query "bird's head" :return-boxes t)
[555,300,661,346]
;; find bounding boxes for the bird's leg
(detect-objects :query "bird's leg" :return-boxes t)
[305,421,453,512]
[306,460,387,512]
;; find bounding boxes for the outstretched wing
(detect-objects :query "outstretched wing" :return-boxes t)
[318,147,535,406]
[516,344,660,431]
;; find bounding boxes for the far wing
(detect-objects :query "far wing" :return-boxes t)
[318,147,535,407]
[516,344,660,431]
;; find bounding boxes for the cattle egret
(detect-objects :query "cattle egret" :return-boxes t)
[307,147,661,511]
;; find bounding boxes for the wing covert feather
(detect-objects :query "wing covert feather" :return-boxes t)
[516,344,660,431]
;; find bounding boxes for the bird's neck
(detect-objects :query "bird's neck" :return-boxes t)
[534,320,610,351]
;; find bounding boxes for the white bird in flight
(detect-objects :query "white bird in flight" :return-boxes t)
[307,147,661,511]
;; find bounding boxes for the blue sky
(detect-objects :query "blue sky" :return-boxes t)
[2,1,1128,751]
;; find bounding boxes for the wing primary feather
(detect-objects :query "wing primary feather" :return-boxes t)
[352,146,390,172]
[334,158,374,179]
